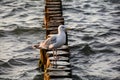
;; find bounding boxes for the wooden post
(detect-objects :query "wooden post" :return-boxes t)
[39,0,72,80]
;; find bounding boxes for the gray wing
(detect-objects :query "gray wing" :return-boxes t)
[39,36,57,49]
[48,36,57,44]
[44,35,57,45]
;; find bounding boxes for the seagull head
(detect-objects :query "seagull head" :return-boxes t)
[58,25,67,32]
[58,25,72,32]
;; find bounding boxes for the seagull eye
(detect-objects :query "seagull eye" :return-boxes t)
[62,27,64,28]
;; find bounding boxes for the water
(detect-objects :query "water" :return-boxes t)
[0,0,120,80]
[0,0,45,80]
[62,0,120,80]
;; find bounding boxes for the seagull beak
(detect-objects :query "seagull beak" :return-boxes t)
[66,27,73,30]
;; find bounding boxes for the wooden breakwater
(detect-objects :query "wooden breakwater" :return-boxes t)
[39,0,72,80]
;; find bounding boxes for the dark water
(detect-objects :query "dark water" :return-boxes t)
[0,0,120,80]
[0,0,45,80]
[62,0,120,80]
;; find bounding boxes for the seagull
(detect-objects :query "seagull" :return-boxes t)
[33,25,69,67]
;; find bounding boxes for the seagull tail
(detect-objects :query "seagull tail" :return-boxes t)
[32,44,41,49]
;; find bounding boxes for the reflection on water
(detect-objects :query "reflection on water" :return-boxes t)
[0,0,120,80]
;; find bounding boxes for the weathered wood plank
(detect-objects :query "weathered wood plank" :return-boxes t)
[45,11,62,14]
[46,0,61,2]
[51,78,72,80]
[46,2,61,5]
[49,14,62,17]
[49,56,69,61]
[49,20,64,24]
[47,67,71,71]
[45,5,61,8]
[47,22,63,27]
[48,30,58,34]
[50,61,70,66]
[46,8,62,11]
[47,50,69,56]
[51,17,64,19]
[48,71,71,78]
[46,27,58,30]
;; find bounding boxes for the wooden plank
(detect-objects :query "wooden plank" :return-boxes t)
[46,8,61,11]
[48,71,71,78]
[50,17,64,21]
[46,2,61,5]
[46,0,61,1]
[49,14,62,17]
[50,61,70,66]
[45,5,61,8]
[51,78,72,80]
[51,17,64,20]
[47,67,71,71]
[47,22,63,27]
[44,14,63,22]
[46,27,58,30]
[45,11,62,14]
[47,50,69,56]
[48,30,58,34]
[49,20,64,24]
[49,56,69,61]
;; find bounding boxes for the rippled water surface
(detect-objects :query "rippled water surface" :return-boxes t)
[0,0,120,80]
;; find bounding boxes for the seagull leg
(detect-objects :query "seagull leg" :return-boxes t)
[55,49,57,68]
[53,49,55,68]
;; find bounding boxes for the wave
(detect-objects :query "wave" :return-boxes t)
[0,60,12,68]
[81,44,95,55]
[8,59,27,66]
[2,7,26,18]
[0,0,15,5]
[9,57,39,63]
[0,78,14,80]
[104,0,120,3]
[0,27,45,36]
[0,31,6,37]
[12,27,44,34]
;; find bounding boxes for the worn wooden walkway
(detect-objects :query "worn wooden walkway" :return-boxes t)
[39,0,72,80]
